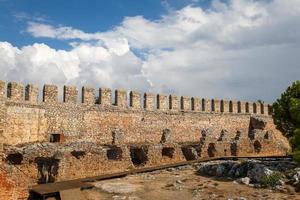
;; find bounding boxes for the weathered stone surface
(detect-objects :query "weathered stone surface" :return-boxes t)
[7,82,24,102]
[196,159,299,190]
[0,80,292,199]
[64,85,78,103]
[182,146,198,160]
[97,182,141,194]
[250,117,267,130]
[246,163,274,183]
[112,129,125,145]
[161,129,172,144]
[82,87,95,105]
[238,177,250,185]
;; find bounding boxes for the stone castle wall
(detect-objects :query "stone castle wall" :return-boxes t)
[0,80,291,200]
[0,80,273,145]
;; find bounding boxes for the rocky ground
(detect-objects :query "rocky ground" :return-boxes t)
[80,159,300,200]
[197,158,300,192]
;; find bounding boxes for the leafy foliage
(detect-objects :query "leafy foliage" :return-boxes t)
[273,81,300,162]
[261,171,282,188]
[273,81,300,137]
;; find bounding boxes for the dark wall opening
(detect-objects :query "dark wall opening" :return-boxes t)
[50,134,61,143]
[6,153,23,165]
[217,130,226,141]
[201,98,205,111]
[191,97,195,111]
[200,129,207,146]
[254,140,262,153]
[253,103,257,113]
[264,132,269,140]
[181,146,198,161]
[107,147,123,161]
[207,143,216,157]
[245,102,249,113]
[211,99,215,111]
[229,101,233,112]
[130,146,148,167]
[237,101,241,113]
[248,130,255,140]
[71,150,86,159]
[220,100,224,112]
[162,147,175,158]
[261,103,264,114]
[230,143,238,156]
[234,130,241,140]
[156,95,160,109]
[169,95,172,109]
[129,91,134,107]
[35,157,59,184]
[195,146,202,157]
[224,149,227,156]
[143,93,147,109]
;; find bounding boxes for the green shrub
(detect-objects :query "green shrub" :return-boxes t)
[261,171,282,188]
[289,128,300,149]
[292,149,300,163]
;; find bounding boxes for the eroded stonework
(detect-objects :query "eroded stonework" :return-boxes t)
[0,80,291,200]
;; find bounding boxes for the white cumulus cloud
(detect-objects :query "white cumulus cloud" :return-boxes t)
[1,0,300,102]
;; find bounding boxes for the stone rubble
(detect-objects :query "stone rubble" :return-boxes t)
[197,159,300,191]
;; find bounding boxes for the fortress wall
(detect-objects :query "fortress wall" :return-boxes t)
[203,98,211,112]
[130,91,141,109]
[43,84,58,102]
[0,81,290,200]
[0,81,276,146]
[115,89,127,108]
[82,86,95,105]
[0,81,6,148]
[144,93,155,111]
[191,97,201,111]
[25,84,39,104]
[0,80,5,98]
[99,88,112,106]
[169,95,179,110]
[82,110,251,144]
[213,99,221,112]
[157,94,168,110]
[223,100,230,113]
[63,85,78,103]
[181,96,190,111]
[7,82,24,102]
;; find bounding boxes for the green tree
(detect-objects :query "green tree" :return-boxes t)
[273,81,300,162]
[273,81,300,136]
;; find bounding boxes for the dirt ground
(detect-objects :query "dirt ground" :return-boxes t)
[80,165,300,200]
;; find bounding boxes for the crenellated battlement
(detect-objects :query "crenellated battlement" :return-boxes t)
[0,80,5,98]
[0,80,290,200]
[82,86,95,105]
[0,80,272,115]
[25,84,39,104]
[7,82,24,102]
[63,85,78,104]
[130,91,141,109]
[144,92,155,111]
[169,95,179,110]
[43,84,58,103]
[157,94,168,111]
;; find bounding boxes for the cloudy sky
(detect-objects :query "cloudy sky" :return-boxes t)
[0,0,299,103]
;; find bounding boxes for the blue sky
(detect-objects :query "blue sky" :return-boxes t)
[0,0,212,49]
[0,0,299,103]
